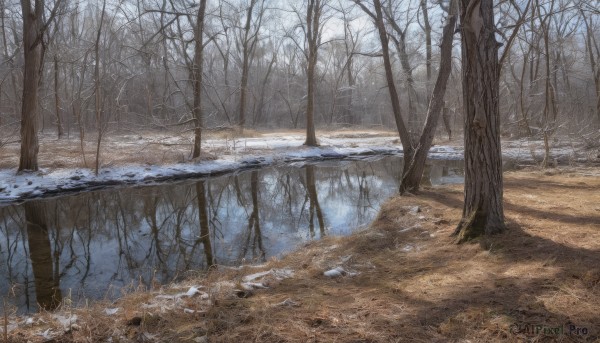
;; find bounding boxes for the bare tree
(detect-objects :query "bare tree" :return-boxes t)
[355,0,457,194]
[397,0,458,193]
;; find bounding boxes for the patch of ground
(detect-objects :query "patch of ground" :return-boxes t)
[2,167,599,342]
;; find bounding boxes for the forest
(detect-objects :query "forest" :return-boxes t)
[0,0,599,342]
[0,0,597,162]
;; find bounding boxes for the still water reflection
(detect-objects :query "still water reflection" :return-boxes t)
[0,156,463,313]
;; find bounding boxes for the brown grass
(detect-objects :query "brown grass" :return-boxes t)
[3,167,600,342]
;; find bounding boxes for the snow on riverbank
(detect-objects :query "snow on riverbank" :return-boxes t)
[0,134,592,204]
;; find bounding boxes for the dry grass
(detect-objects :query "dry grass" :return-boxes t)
[3,167,600,342]
[0,129,401,170]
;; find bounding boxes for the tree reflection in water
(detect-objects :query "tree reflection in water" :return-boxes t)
[239,171,266,263]
[196,180,214,268]
[305,165,326,238]
[24,202,62,311]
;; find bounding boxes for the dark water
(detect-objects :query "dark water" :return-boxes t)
[0,156,463,313]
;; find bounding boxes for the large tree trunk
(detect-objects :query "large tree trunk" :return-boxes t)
[19,1,44,171]
[453,0,505,243]
[192,0,207,158]
[399,0,457,194]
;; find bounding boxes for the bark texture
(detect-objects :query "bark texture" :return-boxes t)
[19,0,44,171]
[452,0,505,242]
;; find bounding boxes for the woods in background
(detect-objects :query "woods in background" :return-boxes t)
[0,0,596,160]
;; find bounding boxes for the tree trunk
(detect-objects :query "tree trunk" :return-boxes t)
[343,21,355,125]
[452,0,505,243]
[421,0,432,98]
[94,0,106,176]
[53,55,63,138]
[514,47,533,137]
[253,52,276,126]
[192,0,207,158]
[238,0,259,133]
[389,32,419,138]
[539,1,557,168]
[239,50,249,131]
[19,0,44,171]
[442,106,452,140]
[304,0,320,146]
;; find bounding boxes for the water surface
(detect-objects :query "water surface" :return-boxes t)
[0,156,463,313]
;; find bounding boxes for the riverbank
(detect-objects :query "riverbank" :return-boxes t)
[0,129,597,203]
[2,166,599,342]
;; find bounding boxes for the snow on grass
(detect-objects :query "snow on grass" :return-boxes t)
[0,138,410,203]
[0,134,591,203]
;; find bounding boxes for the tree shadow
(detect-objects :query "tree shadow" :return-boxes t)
[505,177,596,192]
[504,201,600,226]
[396,189,600,341]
